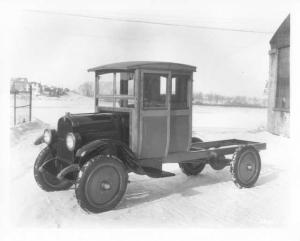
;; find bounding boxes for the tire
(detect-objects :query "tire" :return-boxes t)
[34,146,72,192]
[75,155,128,213]
[179,137,206,176]
[230,146,261,188]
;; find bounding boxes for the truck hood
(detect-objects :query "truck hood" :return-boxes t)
[57,112,121,145]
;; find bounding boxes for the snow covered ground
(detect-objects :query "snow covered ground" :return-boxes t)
[9,92,291,228]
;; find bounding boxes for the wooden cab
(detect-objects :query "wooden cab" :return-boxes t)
[88,61,196,163]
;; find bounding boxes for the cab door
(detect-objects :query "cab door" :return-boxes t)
[138,70,171,159]
[168,73,192,152]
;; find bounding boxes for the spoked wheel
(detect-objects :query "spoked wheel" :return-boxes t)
[34,146,72,192]
[179,137,206,176]
[75,155,128,213]
[230,146,261,188]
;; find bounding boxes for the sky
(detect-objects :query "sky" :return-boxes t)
[2,0,295,98]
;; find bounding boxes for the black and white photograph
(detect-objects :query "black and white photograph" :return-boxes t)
[1,0,300,240]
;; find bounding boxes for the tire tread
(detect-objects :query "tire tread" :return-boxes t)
[230,145,261,188]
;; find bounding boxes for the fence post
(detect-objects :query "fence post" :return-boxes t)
[14,91,16,126]
[29,84,32,122]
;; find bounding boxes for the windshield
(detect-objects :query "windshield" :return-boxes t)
[96,72,135,108]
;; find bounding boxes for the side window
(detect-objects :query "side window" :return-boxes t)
[143,73,167,109]
[98,73,114,107]
[97,72,135,108]
[171,74,189,109]
[98,73,113,95]
[116,72,134,96]
[116,72,135,108]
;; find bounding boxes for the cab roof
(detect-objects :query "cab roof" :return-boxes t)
[88,61,196,73]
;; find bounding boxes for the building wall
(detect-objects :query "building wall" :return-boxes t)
[267,15,290,137]
[267,47,290,137]
[267,110,289,137]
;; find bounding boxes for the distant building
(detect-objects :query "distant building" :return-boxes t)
[41,85,65,97]
[267,15,290,137]
[30,82,42,95]
[10,77,29,92]
[42,85,53,96]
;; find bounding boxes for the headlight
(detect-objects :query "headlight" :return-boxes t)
[43,129,52,144]
[66,132,76,151]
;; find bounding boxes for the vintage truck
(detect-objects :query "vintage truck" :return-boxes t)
[34,61,266,213]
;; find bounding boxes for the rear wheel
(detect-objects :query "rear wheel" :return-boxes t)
[179,137,206,176]
[34,146,72,192]
[230,146,261,188]
[75,155,128,213]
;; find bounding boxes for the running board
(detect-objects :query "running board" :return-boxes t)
[141,167,176,178]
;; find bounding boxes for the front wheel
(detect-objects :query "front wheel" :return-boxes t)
[75,155,128,213]
[34,146,72,192]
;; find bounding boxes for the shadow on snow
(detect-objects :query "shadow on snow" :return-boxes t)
[117,164,281,210]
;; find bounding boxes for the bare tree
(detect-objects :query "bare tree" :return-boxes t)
[78,81,94,97]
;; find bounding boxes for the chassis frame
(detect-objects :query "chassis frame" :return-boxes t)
[165,139,266,163]
[39,138,266,182]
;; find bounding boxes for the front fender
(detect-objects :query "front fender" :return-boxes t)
[75,140,113,159]
[75,139,144,174]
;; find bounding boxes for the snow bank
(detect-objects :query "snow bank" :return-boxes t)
[10,119,49,145]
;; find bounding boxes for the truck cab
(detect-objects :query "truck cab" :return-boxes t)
[89,61,195,167]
